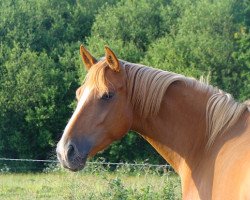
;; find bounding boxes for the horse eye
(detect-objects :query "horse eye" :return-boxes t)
[101,92,114,100]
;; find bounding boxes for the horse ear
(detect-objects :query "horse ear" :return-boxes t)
[80,45,97,70]
[104,46,120,72]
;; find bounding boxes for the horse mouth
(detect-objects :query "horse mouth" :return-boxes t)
[56,138,92,172]
[66,154,88,172]
[57,153,88,172]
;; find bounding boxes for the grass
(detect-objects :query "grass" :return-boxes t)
[0,164,181,200]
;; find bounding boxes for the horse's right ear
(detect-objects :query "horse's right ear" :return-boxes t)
[80,45,97,70]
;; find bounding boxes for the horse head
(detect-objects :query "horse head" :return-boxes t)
[56,45,132,171]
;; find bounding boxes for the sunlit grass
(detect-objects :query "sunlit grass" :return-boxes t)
[0,166,181,200]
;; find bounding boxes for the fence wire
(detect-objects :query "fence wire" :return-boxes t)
[0,157,172,172]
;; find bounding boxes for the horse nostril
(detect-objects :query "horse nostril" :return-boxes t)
[67,144,75,161]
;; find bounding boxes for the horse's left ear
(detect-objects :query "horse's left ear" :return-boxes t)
[104,46,120,72]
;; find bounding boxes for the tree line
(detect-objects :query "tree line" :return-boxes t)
[0,0,249,168]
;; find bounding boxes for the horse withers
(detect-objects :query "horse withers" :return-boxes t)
[57,45,250,200]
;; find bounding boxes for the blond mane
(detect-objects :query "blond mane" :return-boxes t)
[124,61,185,116]
[84,60,248,148]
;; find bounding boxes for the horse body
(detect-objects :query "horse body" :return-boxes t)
[132,79,250,199]
[57,45,250,199]
[210,115,250,200]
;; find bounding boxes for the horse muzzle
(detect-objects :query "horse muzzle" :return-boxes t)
[56,142,89,172]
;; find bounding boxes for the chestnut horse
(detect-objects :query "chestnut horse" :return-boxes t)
[57,45,250,199]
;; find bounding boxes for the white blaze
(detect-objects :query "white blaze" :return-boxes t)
[57,87,92,157]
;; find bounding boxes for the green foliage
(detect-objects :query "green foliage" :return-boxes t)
[0,0,118,52]
[87,0,174,61]
[0,44,66,158]
[231,0,250,101]
[232,31,250,101]
[142,36,202,78]
[143,0,248,97]
[0,0,249,168]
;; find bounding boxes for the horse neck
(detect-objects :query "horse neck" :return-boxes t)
[131,80,212,173]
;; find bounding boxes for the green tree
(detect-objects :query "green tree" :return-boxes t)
[143,0,249,100]
[87,0,175,62]
[231,0,250,101]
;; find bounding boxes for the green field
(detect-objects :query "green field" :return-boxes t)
[0,166,181,200]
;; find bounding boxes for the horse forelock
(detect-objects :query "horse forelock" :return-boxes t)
[83,60,109,96]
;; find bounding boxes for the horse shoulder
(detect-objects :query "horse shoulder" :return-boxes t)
[212,120,250,199]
